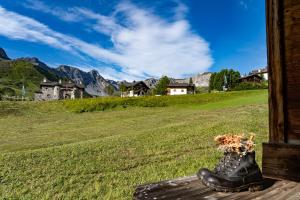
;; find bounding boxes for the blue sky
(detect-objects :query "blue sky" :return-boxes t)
[0,0,266,81]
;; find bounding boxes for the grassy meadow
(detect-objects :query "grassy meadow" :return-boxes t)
[0,90,269,199]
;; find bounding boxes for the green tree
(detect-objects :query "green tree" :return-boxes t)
[209,73,216,92]
[209,69,241,91]
[154,76,170,95]
[104,85,115,96]
[119,83,127,92]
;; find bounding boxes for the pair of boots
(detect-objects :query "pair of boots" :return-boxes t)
[198,151,264,192]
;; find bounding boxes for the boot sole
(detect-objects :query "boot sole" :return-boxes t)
[196,172,204,180]
[201,178,265,193]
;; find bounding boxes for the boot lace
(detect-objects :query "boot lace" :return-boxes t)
[218,154,242,175]
[214,156,226,173]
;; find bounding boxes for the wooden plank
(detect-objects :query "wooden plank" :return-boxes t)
[134,175,300,200]
[133,176,232,200]
[276,183,300,200]
[283,0,300,143]
[218,179,283,200]
[262,143,300,181]
[266,0,287,143]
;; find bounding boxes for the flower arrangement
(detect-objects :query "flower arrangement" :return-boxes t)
[214,133,255,154]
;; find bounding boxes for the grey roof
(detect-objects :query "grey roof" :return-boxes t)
[40,81,60,86]
[62,82,84,89]
[122,81,150,89]
[40,81,84,89]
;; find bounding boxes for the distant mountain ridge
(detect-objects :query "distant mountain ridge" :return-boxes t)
[0,48,117,97]
[0,48,10,60]
[56,65,116,96]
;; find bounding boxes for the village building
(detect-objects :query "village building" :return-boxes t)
[238,74,263,83]
[121,81,150,97]
[167,83,195,95]
[239,67,268,83]
[250,67,268,80]
[34,78,84,101]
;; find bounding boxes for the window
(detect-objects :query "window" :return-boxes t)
[173,89,176,92]
[181,89,184,92]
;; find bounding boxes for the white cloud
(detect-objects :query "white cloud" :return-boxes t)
[2,1,213,80]
[23,0,83,22]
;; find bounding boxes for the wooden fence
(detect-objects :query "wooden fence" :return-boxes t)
[0,95,31,101]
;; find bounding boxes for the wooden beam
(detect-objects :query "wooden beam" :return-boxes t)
[263,0,300,181]
[263,143,300,182]
[266,0,286,143]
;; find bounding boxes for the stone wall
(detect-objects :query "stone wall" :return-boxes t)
[35,86,83,101]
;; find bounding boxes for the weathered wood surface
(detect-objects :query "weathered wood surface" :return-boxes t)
[267,0,286,143]
[283,0,300,143]
[263,0,300,181]
[267,0,300,143]
[266,0,300,144]
[134,175,300,200]
[262,143,300,181]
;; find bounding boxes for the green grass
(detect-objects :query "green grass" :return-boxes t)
[0,59,58,97]
[0,90,269,199]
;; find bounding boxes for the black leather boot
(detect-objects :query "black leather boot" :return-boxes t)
[197,152,230,180]
[202,151,264,192]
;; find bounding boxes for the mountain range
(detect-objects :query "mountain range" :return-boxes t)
[0,48,119,97]
[0,47,211,97]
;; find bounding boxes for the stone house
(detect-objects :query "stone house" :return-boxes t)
[34,78,84,101]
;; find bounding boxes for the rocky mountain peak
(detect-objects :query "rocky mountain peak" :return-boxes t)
[58,65,72,71]
[89,69,100,76]
[0,47,10,60]
[18,57,40,64]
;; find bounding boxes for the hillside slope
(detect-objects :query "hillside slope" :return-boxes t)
[0,48,117,97]
[0,59,50,96]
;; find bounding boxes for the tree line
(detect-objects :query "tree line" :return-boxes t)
[209,69,241,91]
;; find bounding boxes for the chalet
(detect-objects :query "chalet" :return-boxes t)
[120,81,150,97]
[250,67,268,80]
[167,83,195,95]
[239,74,263,83]
[34,78,84,101]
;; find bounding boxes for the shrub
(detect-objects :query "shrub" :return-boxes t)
[63,96,168,113]
[233,82,268,91]
[195,86,209,94]
[0,87,16,96]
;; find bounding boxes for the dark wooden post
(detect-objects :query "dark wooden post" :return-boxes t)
[262,0,300,181]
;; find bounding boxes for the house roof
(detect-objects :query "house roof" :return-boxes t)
[63,82,85,89]
[250,67,268,75]
[239,74,263,80]
[40,81,84,89]
[40,81,60,87]
[167,83,195,88]
[122,81,150,89]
